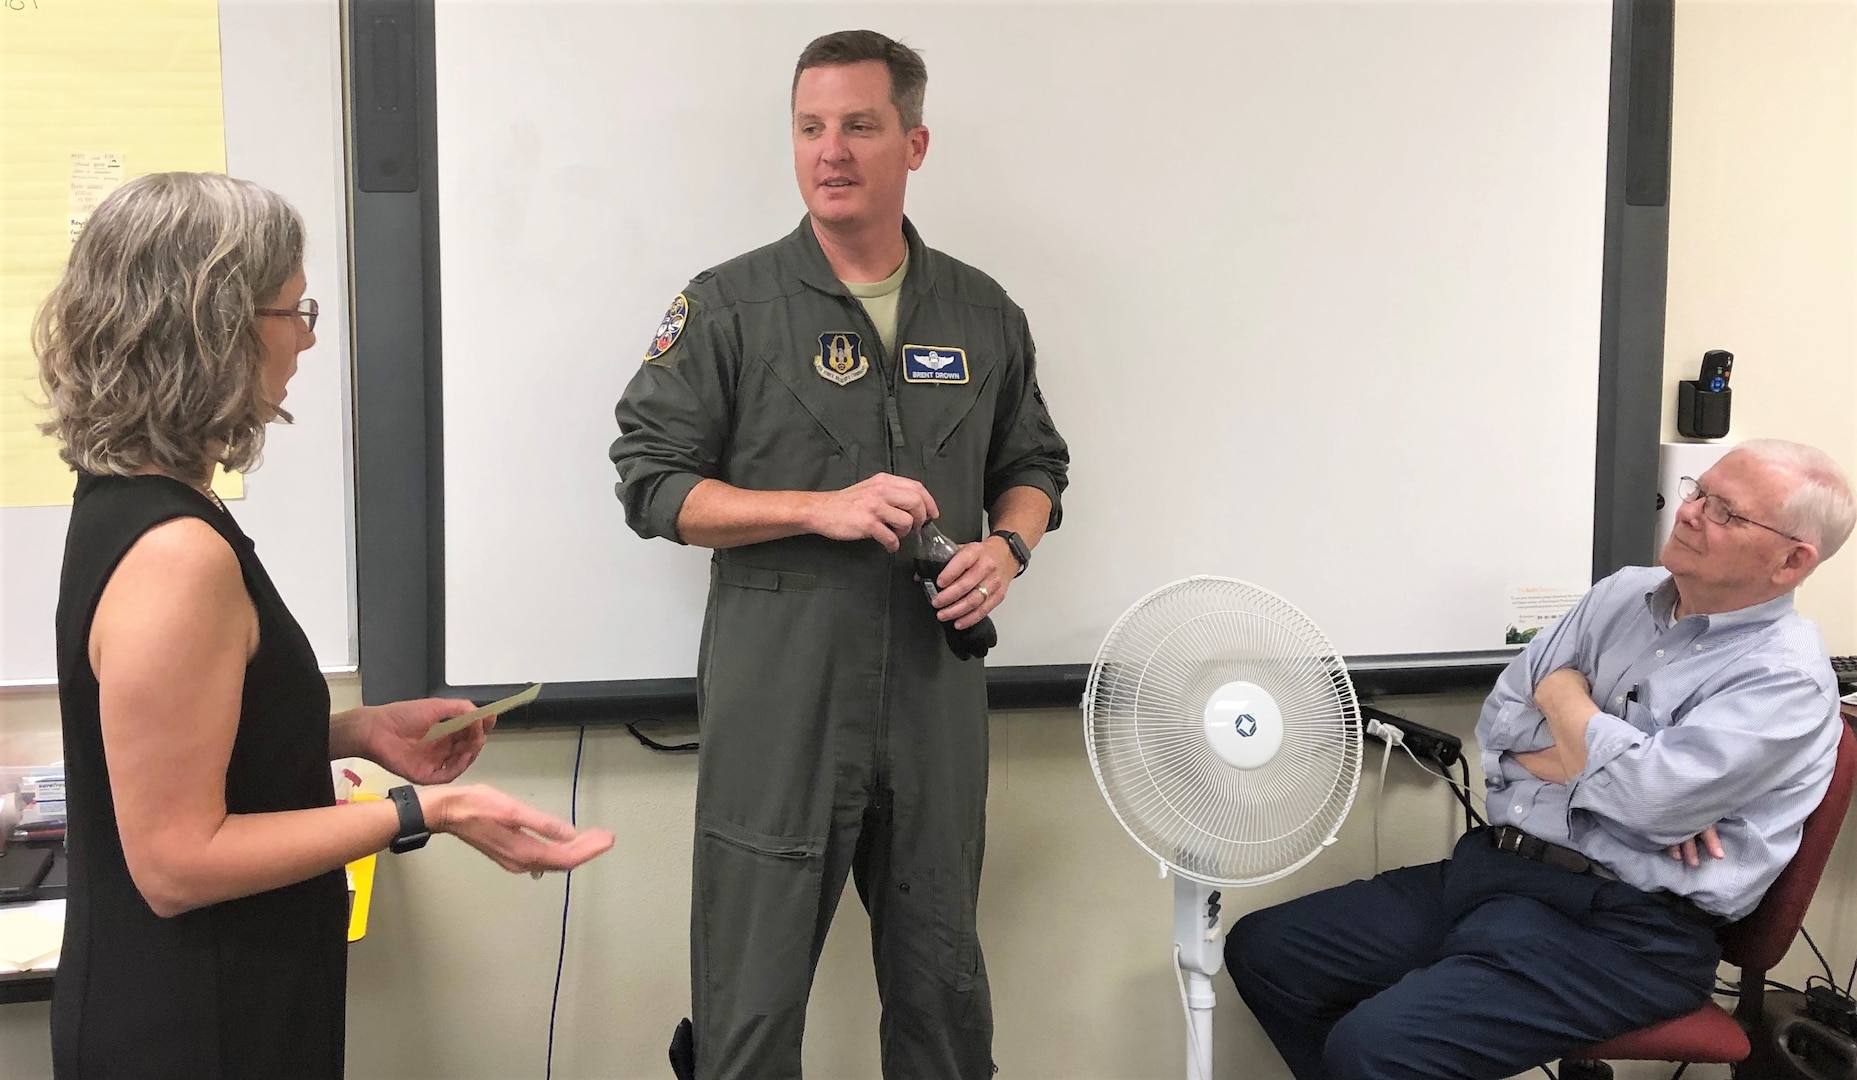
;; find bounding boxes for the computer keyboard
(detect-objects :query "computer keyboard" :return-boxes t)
[1833,655,1857,695]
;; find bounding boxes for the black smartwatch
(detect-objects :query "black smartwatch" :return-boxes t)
[386,785,430,854]
[990,530,1030,577]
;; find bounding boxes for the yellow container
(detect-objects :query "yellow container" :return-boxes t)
[343,793,381,943]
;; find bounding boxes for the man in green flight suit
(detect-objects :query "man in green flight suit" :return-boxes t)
[610,29,1070,1080]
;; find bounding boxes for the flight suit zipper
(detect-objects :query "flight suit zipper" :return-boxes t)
[841,292,908,800]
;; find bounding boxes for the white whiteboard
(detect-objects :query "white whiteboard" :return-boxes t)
[435,0,1609,688]
[0,0,356,685]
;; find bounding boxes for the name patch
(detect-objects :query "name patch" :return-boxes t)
[902,344,969,384]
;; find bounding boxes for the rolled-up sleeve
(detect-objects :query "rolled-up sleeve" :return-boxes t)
[1569,667,1836,847]
[609,287,738,543]
[985,304,1070,530]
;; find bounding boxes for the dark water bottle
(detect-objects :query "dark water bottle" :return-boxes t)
[913,520,999,661]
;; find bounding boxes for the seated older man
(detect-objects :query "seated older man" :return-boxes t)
[1226,438,1856,1080]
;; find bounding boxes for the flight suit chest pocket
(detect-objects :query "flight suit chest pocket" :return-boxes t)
[733,357,865,491]
[909,365,996,536]
[905,348,995,454]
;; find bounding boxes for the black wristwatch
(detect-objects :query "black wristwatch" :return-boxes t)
[386,785,430,854]
[990,530,1030,578]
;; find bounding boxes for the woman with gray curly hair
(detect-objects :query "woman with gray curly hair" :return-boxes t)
[37,172,613,1079]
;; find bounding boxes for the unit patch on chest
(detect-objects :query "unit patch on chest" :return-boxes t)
[814,331,870,386]
[901,344,968,384]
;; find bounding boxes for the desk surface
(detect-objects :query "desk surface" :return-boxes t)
[0,957,56,1004]
[0,841,65,1005]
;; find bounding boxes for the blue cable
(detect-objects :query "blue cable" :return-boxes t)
[545,725,586,1079]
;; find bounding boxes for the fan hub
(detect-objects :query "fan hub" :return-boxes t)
[1202,680,1285,770]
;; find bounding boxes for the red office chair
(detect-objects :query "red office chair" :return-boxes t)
[1559,717,1857,1079]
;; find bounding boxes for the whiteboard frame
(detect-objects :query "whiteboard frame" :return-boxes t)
[348,0,1672,718]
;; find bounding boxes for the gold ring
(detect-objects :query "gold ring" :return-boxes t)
[978,586,990,600]
[530,870,544,880]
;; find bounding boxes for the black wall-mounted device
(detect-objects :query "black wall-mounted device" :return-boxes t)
[1676,349,1733,440]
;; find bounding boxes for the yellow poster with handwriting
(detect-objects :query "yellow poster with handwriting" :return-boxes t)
[0,0,238,507]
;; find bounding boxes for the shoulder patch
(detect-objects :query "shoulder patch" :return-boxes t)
[643,294,690,363]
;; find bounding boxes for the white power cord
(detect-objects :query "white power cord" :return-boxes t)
[1364,717,1485,874]
[1366,719,1401,872]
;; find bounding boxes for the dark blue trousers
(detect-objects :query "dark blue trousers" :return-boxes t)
[1225,828,1721,1080]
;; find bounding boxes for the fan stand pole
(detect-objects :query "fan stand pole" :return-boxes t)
[1172,875,1224,1080]
[1183,970,1215,1080]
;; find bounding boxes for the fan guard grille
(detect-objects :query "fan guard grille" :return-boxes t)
[1085,576,1363,887]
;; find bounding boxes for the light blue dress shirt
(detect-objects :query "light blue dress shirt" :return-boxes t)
[1477,565,1840,920]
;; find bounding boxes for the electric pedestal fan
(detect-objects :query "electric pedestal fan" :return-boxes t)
[1085,577,1363,1080]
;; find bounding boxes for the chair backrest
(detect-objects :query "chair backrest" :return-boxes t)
[1721,717,1857,971]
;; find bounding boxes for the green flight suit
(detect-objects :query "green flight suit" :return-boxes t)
[611,216,1069,1080]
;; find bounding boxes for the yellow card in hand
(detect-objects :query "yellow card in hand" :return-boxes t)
[420,684,543,743]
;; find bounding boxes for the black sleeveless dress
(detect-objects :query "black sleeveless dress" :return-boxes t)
[50,473,347,1079]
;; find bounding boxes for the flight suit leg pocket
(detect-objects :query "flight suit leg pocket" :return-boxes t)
[695,816,828,1014]
[919,842,981,993]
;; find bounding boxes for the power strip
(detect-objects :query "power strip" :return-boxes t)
[1359,705,1464,769]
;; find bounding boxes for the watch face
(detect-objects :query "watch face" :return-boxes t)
[995,531,1028,571]
[391,830,430,854]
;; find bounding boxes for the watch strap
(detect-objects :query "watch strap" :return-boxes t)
[990,530,1030,577]
[386,784,430,854]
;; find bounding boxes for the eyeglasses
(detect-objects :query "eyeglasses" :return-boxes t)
[1678,476,1804,543]
[255,298,318,332]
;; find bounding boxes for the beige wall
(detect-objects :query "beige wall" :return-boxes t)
[6,677,1851,1080]
[4,2,1856,1077]
[0,682,1587,1080]
[1663,0,1857,651]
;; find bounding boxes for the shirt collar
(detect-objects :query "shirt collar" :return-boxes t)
[1644,573,1797,638]
[785,214,930,297]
